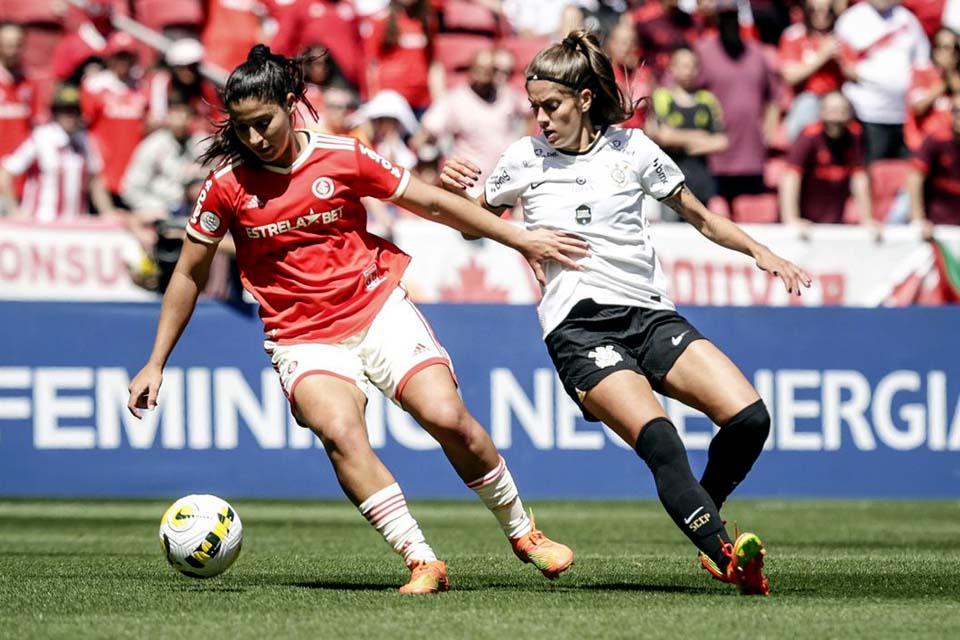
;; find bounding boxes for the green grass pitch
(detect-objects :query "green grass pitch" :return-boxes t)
[1,499,958,639]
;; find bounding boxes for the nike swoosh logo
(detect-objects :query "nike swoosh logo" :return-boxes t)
[530,182,545,190]
[683,506,704,524]
[671,330,689,347]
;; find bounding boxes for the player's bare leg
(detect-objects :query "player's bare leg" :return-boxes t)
[401,364,574,579]
[294,375,447,594]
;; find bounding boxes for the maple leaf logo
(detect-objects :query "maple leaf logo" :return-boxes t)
[438,258,510,302]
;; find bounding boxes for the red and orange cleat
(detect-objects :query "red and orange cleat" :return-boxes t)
[699,531,770,596]
[510,511,574,580]
[399,559,449,595]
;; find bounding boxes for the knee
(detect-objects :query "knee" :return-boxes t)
[414,399,475,440]
[726,399,771,442]
[304,412,367,455]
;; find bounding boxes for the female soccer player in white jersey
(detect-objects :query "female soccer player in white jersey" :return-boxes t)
[442,31,814,596]
[126,46,584,594]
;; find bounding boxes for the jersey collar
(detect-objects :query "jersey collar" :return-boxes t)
[553,126,607,157]
[262,130,315,174]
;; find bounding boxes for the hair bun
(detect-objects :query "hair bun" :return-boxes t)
[247,44,272,63]
[561,35,579,51]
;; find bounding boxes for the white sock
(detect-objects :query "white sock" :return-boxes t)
[467,455,532,539]
[358,483,437,566]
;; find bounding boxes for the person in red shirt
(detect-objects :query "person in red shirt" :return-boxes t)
[604,20,650,129]
[51,0,115,85]
[80,32,149,202]
[127,45,584,595]
[631,0,697,79]
[780,0,846,141]
[908,93,960,234]
[146,39,222,132]
[779,91,877,237]
[0,23,39,161]
[270,0,365,92]
[361,0,441,114]
[201,0,263,76]
[905,27,960,151]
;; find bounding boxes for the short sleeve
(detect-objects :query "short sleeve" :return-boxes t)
[634,132,684,200]
[912,137,936,174]
[785,132,816,173]
[2,135,38,176]
[186,169,235,245]
[484,146,526,208]
[353,140,410,200]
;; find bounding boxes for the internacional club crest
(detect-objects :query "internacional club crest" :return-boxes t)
[311,177,336,199]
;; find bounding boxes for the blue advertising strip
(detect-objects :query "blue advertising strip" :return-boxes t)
[1,301,959,498]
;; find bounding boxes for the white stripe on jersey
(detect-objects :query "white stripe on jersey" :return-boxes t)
[484,126,685,337]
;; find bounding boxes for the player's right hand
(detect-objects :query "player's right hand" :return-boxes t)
[127,364,163,419]
[440,156,481,194]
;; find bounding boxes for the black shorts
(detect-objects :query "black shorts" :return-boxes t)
[544,299,705,422]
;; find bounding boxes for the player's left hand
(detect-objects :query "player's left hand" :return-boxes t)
[519,228,589,286]
[754,246,812,296]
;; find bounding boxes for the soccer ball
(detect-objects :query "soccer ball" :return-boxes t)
[158,494,243,579]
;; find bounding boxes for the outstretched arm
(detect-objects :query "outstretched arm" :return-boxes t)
[127,236,218,417]
[663,184,812,296]
[396,173,588,285]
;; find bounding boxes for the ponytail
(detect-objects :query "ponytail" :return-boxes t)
[200,45,320,166]
[525,30,634,127]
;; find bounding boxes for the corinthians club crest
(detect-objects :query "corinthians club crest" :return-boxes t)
[575,204,592,225]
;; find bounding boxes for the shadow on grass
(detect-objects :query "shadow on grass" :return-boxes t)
[582,583,711,594]
[292,581,395,592]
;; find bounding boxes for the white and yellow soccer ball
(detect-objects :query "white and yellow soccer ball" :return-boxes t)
[159,494,243,579]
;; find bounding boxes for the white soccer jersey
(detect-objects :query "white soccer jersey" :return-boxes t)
[485,126,685,336]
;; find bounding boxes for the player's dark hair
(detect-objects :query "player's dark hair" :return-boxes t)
[199,45,319,166]
[525,30,634,128]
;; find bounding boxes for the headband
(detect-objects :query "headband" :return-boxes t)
[525,73,583,89]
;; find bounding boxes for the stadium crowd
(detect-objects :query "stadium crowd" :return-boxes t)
[1,0,960,295]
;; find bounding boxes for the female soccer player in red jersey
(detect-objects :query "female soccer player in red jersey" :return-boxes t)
[442,31,814,596]
[127,46,585,594]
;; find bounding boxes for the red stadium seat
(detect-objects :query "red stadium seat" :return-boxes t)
[868,159,910,221]
[498,36,552,73]
[133,0,203,32]
[433,33,494,75]
[731,193,779,223]
[442,0,500,36]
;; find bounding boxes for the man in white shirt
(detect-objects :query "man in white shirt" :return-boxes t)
[835,0,930,162]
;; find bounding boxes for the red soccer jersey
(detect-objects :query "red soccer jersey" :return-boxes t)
[186,132,413,343]
[905,63,953,151]
[784,122,866,223]
[80,70,148,194]
[778,24,843,97]
[911,130,960,225]
[0,67,37,159]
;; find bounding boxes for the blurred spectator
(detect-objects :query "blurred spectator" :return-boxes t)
[131,0,203,37]
[750,0,793,45]
[696,3,781,206]
[356,89,419,169]
[779,92,876,236]
[492,47,517,87]
[905,27,960,151]
[51,0,115,85]
[647,47,729,210]
[146,39,221,131]
[501,0,584,39]
[201,0,264,75]
[580,1,633,40]
[0,23,39,160]
[297,45,356,128]
[80,32,148,204]
[902,0,946,39]
[361,0,443,116]
[0,85,116,221]
[122,98,206,215]
[603,19,651,129]
[415,49,526,198]
[779,0,845,141]
[835,0,930,164]
[908,94,960,233]
[271,0,365,91]
[632,0,696,78]
[311,84,369,139]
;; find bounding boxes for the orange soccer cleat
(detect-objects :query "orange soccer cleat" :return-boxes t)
[510,511,574,580]
[399,559,449,595]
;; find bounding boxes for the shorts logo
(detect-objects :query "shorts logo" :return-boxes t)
[413,343,429,356]
[588,345,622,369]
[311,177,336,199]
[286,360,298,375]
[671,330,690,347]
[199,211,221,233]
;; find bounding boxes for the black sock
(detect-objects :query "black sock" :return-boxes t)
[634,417,731,571]
[699,400,771,510]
